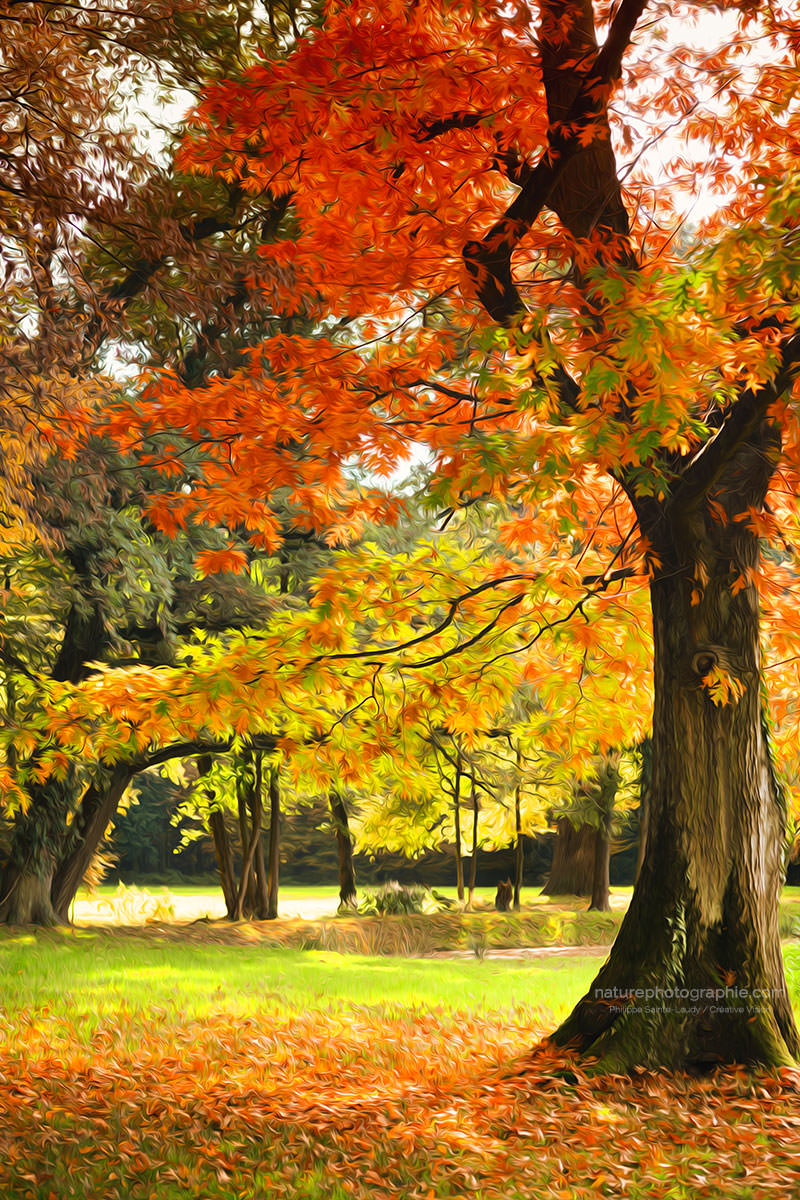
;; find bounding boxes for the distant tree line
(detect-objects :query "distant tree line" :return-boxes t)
[106,772,644,891]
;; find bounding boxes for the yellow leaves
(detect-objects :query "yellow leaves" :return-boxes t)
[701,664,747,708]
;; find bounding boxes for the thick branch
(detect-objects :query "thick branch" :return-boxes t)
[669,332,800,512]
[133,732,277,772]
[51,763,132,920]
[464,0,646,324]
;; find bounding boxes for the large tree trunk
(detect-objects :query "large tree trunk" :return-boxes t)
[0,860,58,925]
[462,0,798,1069]
[0,780,75,925]
[51,766,133,922]
[541,817,595,896]
[329,791,357,909]
[554,445,799,1069]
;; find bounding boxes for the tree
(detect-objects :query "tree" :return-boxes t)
[137,0,800,1069]
[329,790,358,909]
[0,0,348,924]
[542,819,597,899]
[542,748,636,911]
[0,435,292,924]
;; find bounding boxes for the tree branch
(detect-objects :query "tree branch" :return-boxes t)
[669,332,800,512]
[463,0,647,324]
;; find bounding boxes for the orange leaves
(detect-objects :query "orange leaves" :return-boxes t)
[2,997,800,1200]
[195,547,249,577]
[178,1,545,322]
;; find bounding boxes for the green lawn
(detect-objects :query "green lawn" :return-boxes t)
[1,926,798,1035]
[0,926,599,1033]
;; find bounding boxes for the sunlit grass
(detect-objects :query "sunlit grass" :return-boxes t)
[0,927,599,1037]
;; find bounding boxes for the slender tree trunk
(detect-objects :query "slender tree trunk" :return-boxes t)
[588,755,617,913]
[513,760,523,910]
[251,754,269,919]
[554,445,799,1069]
[329,791,357,909]
[51,766,133,922]
[468,787,479,908]
[234,780,263,921]
[266,764,280,920]
[209,809,237,920]
[453,760,464,903]
[236,766,258,918]
[541,818,595,896]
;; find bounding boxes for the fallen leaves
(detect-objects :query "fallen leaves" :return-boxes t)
[1,1006,799,1199]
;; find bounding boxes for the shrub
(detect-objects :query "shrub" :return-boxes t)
[357,881,453,917]
[97,883,176,924]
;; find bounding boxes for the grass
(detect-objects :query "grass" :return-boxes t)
[1,927,798,1032]
[0,925,599,1032]
[1,928,799,1199]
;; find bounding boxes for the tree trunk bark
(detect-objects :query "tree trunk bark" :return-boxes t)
[541,817,595,896]
[635,789,649,885]
[589,827,610,913]
[51,766,133,922]
[635,738,651,884]
[329,791,357,909]
[266,764,280,920]
[453,760,464,903]
[251,754,269,920]
[513,778,523,911]
[588,754,616,913]
[234,783,263,921]
[0,861,58,925]
[209,809,237,920]
[468,787,479,907]
[554,460,799,1069]
[236,770,258,919]
[0,779,75,925]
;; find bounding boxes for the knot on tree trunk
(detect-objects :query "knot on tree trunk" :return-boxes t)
[690,645,744,681]
[691,648,719,679]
